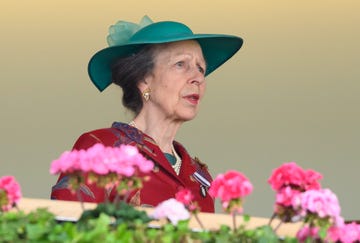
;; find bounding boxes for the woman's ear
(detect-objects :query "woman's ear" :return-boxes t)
[138,79,149,94]
[138,73,154,93]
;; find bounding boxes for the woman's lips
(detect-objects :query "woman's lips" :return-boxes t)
[183,94,200,105]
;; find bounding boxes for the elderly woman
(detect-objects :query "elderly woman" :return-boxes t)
[51,16,243,213]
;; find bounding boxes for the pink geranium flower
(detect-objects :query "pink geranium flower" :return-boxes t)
[175,188,200,213]
[118,145,153,173]
[276,186,301,207]
[268,162,306,191]
[175,188,194,206]
[50,143,154,178]
[209,170,253,213]
[50,143,154,195]
[268,162,323,224]
[296,226,320,243]
[303,169,322,190]
[268,162,323,192]
[0,176,22,211]
[293,188,341,224]
[328,222,360,243]
[151,198,190,225]
[209,170,253,201]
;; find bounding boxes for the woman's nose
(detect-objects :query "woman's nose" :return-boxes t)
[188,67,205,85]
[190,78,203,86]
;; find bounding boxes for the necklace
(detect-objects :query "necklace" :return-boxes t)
[128,120,137,128]
[171,144,182,175]
[128,120,182,175]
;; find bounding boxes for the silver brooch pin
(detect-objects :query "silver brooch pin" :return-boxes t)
[193,172,210,198]
[200,185,207,197]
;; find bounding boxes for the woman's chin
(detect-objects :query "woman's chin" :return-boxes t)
[179,114,198,122]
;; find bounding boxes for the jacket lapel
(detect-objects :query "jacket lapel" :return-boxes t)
[112,122,186,186]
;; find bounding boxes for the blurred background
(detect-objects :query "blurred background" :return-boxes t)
[1,0,359,219]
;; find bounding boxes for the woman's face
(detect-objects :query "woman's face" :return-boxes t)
[143,40,207,122]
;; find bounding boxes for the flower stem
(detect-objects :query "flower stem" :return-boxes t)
[76,188,85,211]
[232,212,237,232]
[273,220,282,233]
[104,188,110,204]
[268,212,276,226]
[114,192,120,206]
[194,213,205,230]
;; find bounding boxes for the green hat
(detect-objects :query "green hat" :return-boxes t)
[88,16,243,91]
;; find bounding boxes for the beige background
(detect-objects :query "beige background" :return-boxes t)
[1,0,359,219]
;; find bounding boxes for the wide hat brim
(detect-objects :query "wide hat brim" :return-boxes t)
[88,21,243,91]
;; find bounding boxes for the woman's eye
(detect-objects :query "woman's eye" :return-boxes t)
[198,65,205,74]
[175,61,185,67]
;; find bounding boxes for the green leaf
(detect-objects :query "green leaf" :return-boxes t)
[318,226,328,240]
[0,204,301,242]
[243,214,251,222]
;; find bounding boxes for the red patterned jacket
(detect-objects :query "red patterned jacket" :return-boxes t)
[50,122,214,213]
